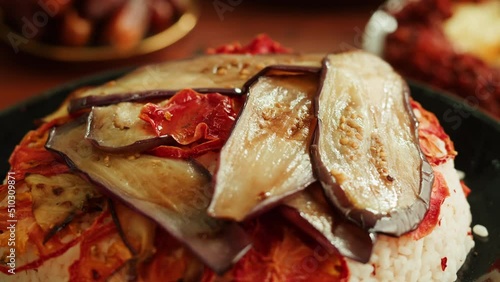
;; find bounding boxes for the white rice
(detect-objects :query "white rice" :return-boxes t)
[347,160,475,282]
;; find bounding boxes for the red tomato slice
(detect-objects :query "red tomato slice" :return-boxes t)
[412,100,456,165]
[410,171,450,240]
[140,89,239,144]
[9,117,70,180]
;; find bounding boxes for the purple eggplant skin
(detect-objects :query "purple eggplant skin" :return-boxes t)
[281,183,375,263]
[85,103,173,153]
[208,72,320,222]
[45,119,251,274]
[311,52,434,237]
[68,88,241,114]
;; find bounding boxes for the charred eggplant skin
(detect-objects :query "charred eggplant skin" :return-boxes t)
[311,52,434,236]
[45,118,251,274]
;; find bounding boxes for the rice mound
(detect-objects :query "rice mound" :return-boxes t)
[347,160,475,282]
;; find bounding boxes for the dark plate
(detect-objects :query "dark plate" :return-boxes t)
[0,72,498,281]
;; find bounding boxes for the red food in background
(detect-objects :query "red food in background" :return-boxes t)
[384,0,500,118]
[207,34,291,54]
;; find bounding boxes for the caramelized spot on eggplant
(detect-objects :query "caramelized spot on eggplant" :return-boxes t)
[52,187,64,196]
[26,173,99,232]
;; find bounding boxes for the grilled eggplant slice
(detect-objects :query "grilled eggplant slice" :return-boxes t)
[26,173,99,232]
[281,182,374,263]
[68,54,324,113]
[86,102,172,153]
[46,120,251,274]
[209,73,318,221]
[311,52,434,236]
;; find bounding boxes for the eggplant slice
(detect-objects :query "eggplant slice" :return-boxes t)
[312,52,434,236]
[282,182,375,263]
[46,120,251,274]
[25,173,99,232]
[68,54,324,113]
[86,102,172,153]
[209,73,318,221]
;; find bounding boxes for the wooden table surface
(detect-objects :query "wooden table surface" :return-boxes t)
[0,1,381,110]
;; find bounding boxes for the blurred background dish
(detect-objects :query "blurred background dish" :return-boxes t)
[0,1,382,110]
[0,0,199,61]
[363,0,500,119]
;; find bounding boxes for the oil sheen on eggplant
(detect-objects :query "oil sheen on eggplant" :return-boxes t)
[311,52,434,236]
[46,120,251,274]
[209,74,318,221]
[281,182,375,263]
[86,102,172,152]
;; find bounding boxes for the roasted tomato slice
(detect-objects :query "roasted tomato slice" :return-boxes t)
[410,171,450,240]
[139,89,242,158]
[139,89,240,143]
